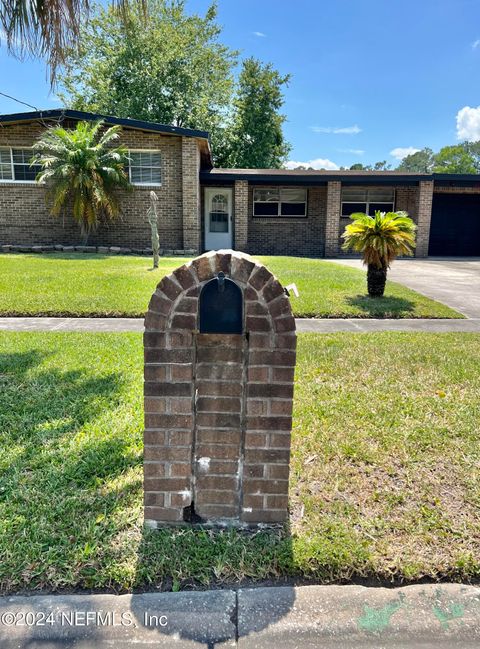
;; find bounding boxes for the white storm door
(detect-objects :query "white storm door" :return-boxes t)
[204,188,233,250]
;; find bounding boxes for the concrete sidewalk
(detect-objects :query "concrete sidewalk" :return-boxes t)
[1,583,479,648]
[1,316,480,333]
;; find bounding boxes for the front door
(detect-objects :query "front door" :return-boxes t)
[204,188,233,250]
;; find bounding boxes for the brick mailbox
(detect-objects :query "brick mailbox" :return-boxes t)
[143,250,296,527]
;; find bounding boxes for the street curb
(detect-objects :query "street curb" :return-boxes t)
[1,584,480,648]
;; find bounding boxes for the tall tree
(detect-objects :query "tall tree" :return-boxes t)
[58,0,237,164]
[396,148,434,173]
[226,57,291,168]
[433,144,477,174]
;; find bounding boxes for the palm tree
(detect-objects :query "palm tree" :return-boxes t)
[341,210,416,297]
[32,120,131,240]
[0,0,144,80]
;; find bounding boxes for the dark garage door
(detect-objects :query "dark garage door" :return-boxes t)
[429,193,480,256]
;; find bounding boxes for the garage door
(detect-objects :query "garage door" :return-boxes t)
[429,193,480,256]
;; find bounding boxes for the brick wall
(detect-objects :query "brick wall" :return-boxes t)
[247,185,327,257]
[434,185,480,194]
[416,180,434,258]
[181,137,201,253]
[325,181,341,257]
[0,120,188,248]
[143,250,296,527]
[395,186,419,220]
[234,180,248,251]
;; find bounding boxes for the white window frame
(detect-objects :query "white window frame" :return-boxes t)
[128,149,162,187]
[253,187,308,218]
[341,187,396,217]
[0,147,40,184]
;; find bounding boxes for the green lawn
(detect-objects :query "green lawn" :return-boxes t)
[0,253,461,318]
[0,331,478,593]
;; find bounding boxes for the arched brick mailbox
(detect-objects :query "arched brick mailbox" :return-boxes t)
[143,250,296,527]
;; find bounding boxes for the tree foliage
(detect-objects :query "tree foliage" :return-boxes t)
[373,160,391,171]
[433,144,478,174]
[354,142,480,175]
[342,210,416,297]
[32,120,131,237]
[396,144,480,174]
[58,0,237,164]
[0,0,144,81]
[349,161,391,171]
[225,57,291,168]
[58,4,291,168]
[396,148,434,173]
[342,211,416,269]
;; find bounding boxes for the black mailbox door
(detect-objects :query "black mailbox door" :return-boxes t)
[199,275,243,334]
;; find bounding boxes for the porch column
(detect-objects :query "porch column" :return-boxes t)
[416,180,434,258]
[325,180,341,257]
[182,137,201,253]
[234,179,248,251]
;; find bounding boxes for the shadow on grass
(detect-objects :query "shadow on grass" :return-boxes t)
[0,349,142,591]
[345,294,416,317]
[1,349,296,646]
[132,525,295,648]
[0,349,48,374]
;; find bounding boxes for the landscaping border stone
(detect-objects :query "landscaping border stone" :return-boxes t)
[0,246,197,256]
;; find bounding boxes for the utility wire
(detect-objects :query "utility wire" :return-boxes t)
[0,91,38,111]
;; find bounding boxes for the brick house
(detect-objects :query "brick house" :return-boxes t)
[1,109,479,256]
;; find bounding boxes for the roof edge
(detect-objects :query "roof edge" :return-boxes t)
[0,108,210,140]
[200,169,480,184]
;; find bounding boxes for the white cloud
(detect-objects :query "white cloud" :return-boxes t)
[284,158,339,170]
[339,148,365,155]
[311,125,362,135]
[252,31,266,37]
[390,146,421,161]
[472,39,480,49]
[456,105,480,141]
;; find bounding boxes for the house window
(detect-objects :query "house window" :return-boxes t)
[128,151,161,185]
[0,149,13,180]
[341,188,395,217]
[12,149,42,181]
[209,194,229,232]
[0,147,41,182]
[253,187,307,217]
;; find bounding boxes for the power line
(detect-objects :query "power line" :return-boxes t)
[0,91,38,111]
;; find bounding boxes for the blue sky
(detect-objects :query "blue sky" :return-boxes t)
[1,0,480,168]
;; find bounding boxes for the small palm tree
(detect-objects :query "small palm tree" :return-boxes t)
[32,120,131,240]
[341,211,416,297]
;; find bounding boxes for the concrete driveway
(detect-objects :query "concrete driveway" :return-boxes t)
[328,258,480,318]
